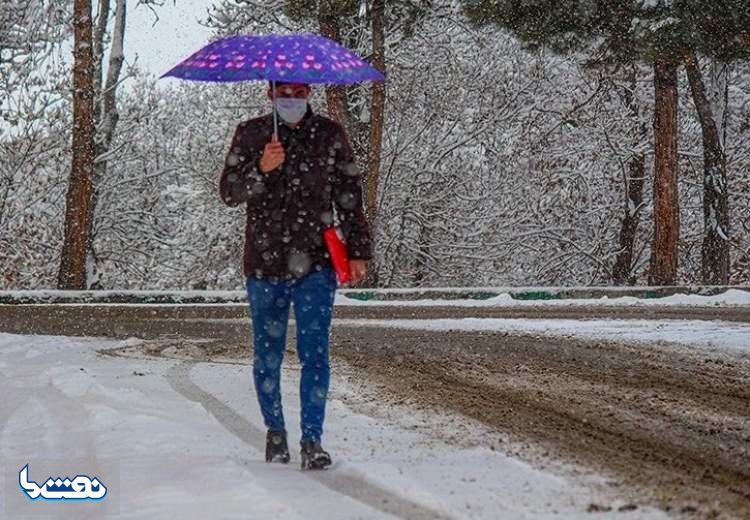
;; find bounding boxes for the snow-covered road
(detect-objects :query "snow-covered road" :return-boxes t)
[0,332,665,519]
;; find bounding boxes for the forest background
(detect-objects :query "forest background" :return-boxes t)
[2,0,749,290]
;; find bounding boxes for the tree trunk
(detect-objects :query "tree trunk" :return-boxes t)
[365,0,385,226]
[86,0,126,288]
[683,52,729,285]
[709,61,729,147]
[361,0,386,287]
[612,65,647,285]
[87,0,110,289]
[613,154,646,285]
[648,53,680,286]
[92,0,111,102]
[318,4,349,127]
[58,0,95,290]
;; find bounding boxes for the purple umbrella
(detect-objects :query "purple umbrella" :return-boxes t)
[161,34,386,138]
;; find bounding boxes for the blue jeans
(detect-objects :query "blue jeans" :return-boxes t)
[246,267,337,444]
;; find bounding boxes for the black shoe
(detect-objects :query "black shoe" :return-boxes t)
[265,430,290,463]
[300,439,332,470]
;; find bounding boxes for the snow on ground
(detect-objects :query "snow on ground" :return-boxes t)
[335,288,750,307]
[333,318,750,355]
[3,288,750,308]
[0,332,666,519]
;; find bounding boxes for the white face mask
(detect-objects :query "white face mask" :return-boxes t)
[275,98,308,124]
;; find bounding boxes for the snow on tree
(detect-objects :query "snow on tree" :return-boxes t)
[460,0,750,286]
[3,0,750,289]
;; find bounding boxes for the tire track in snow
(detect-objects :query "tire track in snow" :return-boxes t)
[165,361,452,520]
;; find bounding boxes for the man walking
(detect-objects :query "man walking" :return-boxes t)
[219,81,371,469]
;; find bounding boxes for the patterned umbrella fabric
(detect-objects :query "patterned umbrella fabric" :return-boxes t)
[161,34,385,85]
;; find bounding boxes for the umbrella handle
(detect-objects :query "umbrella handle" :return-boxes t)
[272,79,279,141]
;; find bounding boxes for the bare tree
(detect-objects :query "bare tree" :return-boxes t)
[365,0,386,225]
[611,66,648,285]
[683,53,729,285]
[86,0,128,288]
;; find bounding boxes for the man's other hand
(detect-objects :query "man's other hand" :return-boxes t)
[349,260,367,284]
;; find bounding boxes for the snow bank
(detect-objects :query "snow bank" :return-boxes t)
[3,287,750,308]
[333,318,750,355]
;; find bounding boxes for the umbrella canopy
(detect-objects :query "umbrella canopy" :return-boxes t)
[161,34,385,85]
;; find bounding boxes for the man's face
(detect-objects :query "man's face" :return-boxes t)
[267,83,311,100]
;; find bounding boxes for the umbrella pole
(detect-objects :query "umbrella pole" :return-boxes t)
[272,79,278,141]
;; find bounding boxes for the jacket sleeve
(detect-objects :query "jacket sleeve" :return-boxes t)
[330,123,372,260]
[219,124,269,207]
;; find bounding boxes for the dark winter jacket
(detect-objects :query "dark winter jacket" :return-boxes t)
[219,105,372,280]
